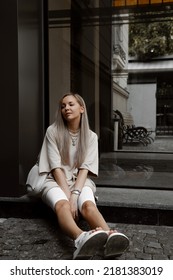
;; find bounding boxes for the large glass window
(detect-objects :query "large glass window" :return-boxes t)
[48,0,173,190]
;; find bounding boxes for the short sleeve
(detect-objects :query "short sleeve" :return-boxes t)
[79,131,98,177]
[38,124,62,173]
[46,125,62,171]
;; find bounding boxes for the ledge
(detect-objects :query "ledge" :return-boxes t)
[96,187,173,211]
[0,187,173,226]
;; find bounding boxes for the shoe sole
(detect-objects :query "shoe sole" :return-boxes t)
[104,233,129,258]
[73,231,108,260]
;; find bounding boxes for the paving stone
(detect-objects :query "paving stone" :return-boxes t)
[135,253,152,260]
[122,252,136,260]
[144,247,163,255]
[139,229,157,235]
[163,247,173,255]
[0,218,7,223]
[146,241,162,249]
[152,254,169,260]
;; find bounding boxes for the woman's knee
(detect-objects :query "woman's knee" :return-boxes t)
[55,200,70,215]
[81,200,97,216]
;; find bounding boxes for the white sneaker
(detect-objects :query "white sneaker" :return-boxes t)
[73,230,108,260]
[104,232,129,258]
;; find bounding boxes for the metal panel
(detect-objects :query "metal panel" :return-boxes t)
[0,0,47,197]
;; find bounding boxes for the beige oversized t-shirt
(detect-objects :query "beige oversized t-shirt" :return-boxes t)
[38,124,98,194]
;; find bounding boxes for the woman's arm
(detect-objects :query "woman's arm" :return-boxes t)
[73,169,89,192]
[52,168,71,199]
[79,132,98,177]
[70,168,89,220]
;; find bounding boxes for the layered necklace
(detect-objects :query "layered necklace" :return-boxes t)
[68,129,80,146]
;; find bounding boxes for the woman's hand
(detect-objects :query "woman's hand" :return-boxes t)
[69,194,79,221]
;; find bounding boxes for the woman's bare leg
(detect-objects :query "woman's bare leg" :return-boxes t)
[80,201,110,231]
[55,200,107,240]
[55,200,83,240]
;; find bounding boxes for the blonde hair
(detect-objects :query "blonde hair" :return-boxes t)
[55,93,90,167]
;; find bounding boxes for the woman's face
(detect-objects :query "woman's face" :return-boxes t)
[61,95,84,124]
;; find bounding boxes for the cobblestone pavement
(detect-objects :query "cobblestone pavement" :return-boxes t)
[0,217,173,260]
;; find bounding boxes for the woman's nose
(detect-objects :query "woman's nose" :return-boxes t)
[65,104,70,110]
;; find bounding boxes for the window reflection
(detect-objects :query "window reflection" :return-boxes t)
[48,0,173,190]
[112,10,173,152]
[112,0,173,6]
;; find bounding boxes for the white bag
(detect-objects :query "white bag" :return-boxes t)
[26,164,47,195]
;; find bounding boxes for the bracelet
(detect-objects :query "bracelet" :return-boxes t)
[71,189,81,195]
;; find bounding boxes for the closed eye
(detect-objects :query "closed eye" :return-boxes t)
[61,102,75,109]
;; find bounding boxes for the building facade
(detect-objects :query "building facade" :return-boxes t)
[1,0,173,197]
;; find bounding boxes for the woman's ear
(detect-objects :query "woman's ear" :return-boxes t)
[80,106,85,114]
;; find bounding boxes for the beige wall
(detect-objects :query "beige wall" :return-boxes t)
[113,82,129,113]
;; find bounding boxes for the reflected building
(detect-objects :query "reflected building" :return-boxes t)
[112,19,129,114]
[112,9,173,147]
